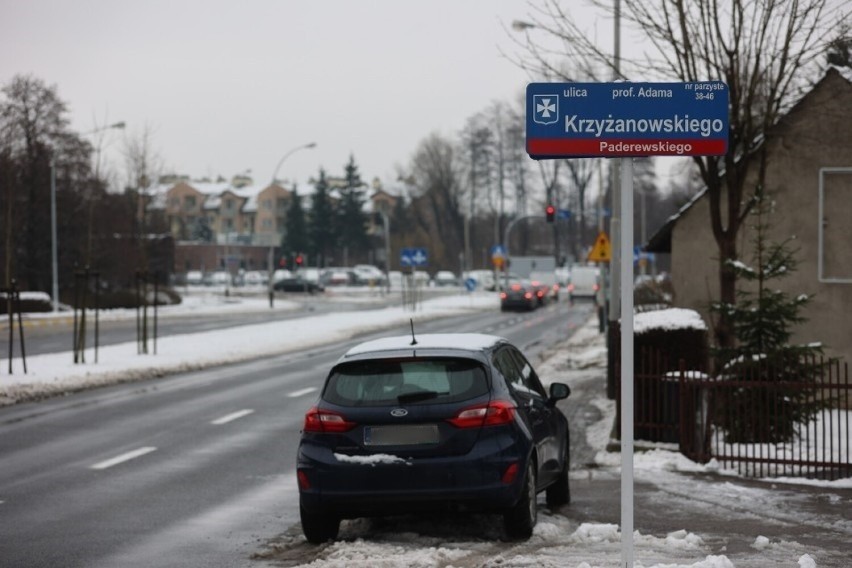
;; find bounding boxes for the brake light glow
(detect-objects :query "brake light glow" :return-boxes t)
[447,400,516,428]
[593,283,600,291]
[303,406,357,433]
[500,292,507,299]
[568,284,575,292]
[297,469,311,490]
[536,290,544,297]
[502,462,520,484]
[524,292,533,299]
[553,284,559,291]
[511,284,521,291]
[531,280,541,286]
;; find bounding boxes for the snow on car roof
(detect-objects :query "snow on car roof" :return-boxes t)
[344,333,506,357]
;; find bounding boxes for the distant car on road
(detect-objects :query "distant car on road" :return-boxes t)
[210,270,231,286]
[273,276,324,293]
[499,279,539,311]
[567,265,601,302]
[297,332,571,543]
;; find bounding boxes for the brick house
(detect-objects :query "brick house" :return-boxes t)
[647,67,852,365]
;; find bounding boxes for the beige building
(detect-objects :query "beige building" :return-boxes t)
[155,179,293,247]
[647,68,852,366]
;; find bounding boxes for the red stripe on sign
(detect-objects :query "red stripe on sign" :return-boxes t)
[527,138,727,157]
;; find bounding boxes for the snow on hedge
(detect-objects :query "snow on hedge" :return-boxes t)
[633,308,707,334]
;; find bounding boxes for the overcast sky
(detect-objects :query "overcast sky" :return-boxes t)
[1,0,612,192]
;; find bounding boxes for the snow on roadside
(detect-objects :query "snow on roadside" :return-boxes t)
[0,293,498,406]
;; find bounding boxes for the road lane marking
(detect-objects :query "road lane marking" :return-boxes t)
[91,447,157,470]
[287,387,317,398]
[211,409,255,425]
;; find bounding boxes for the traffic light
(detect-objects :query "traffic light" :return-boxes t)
[545,204,556,223]
[295,254,304,267]
[279,257,287,268]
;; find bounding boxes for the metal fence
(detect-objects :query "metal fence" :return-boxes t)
[617,349,851,481]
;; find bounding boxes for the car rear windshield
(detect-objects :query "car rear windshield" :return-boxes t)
[324,357,489,407]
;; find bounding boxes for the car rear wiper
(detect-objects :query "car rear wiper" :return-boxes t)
[396,390,449,403]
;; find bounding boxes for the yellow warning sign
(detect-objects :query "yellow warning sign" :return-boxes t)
[587,231,612,262]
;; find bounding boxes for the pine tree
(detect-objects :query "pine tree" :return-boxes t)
[308,169,336,267]
[712,189,828,443]
[337,155,370,263]
[282,188,309,259]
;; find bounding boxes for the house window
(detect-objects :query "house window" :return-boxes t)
[185,196,196,209]
[263,199,273,211]
[276,198,288,210]
[226,200,234,210]
[262,219,272,230]
[819,168,852,283]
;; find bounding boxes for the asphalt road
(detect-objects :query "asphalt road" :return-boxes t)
[0,299,591,568]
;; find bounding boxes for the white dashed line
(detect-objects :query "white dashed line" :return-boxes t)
[91,447,157,470]
[287,387,318,398]
[211,409,255,425]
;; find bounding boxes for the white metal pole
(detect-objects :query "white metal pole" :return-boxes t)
[50,159,59,312]
[620,157,634,568]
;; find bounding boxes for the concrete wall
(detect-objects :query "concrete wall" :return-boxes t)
[671,70,852,366]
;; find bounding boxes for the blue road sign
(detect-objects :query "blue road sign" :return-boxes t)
[526,82,729,159]
[464,277,477,292]
[400,247,428,267]
[557,209,571,220]
[490,244,506,259]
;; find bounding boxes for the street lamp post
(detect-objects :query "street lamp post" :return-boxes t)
[50,121,125,312]
[267,142,317,308]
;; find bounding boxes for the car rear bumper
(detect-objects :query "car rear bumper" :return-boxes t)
[297,438,528,517]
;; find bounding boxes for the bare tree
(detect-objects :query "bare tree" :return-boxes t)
[510,0,847,349]
[122,124,163,264]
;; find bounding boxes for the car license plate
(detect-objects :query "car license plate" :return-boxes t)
[364,424,439,446]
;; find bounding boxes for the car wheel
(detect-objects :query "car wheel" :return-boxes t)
[504,460,537,540]
[546,439,571,507]
[300,504,340,544]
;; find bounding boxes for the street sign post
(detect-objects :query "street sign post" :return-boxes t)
[527,81,729,568]
[526,82,729,159]
[400,247,428,267]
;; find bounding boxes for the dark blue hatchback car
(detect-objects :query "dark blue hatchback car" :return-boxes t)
[296,333,571,543]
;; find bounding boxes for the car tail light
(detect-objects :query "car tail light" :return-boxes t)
[531,280,541,286]
[502,462,520,484]
[553,284,559,291]
[568,284,575,292]
[297,469,311,490]
[511,284,521,291]
[303,406,357,433]
[447,400,516,428]
[536,290,544,298]
[500,292,507,299]
[524,292,533,299]
[593,283,600,292]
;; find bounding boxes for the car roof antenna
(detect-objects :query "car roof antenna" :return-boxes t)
[409,318,418,346]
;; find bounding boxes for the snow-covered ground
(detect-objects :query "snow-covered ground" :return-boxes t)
[3,293,849,566]
[0,291,497,405]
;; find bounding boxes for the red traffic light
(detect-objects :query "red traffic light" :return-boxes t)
[279,257,287,267]
[295,254,304,266]
[545,204,556,223]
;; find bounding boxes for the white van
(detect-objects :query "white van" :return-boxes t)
[567,265,601,301]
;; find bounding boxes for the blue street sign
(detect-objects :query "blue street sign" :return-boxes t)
[490,245,506,259]
[400,247,428,267]
[464,277,477,292]
[557,209,571,220]
[526,82,729,159]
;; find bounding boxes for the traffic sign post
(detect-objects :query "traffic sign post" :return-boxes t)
[527,81,728,568]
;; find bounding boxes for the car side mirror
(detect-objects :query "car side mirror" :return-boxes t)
[549,382,571,401]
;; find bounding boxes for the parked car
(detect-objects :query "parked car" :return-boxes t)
[210,270,231,286]
[466,269,496,291]
[186,270,204,285]
[297,332,571,543]
[499,278,540,311]
[273,276,324,293]
[321,268,356,287]
[353,264,387,287]
[432,270,459,287]
[243,270,268,287]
